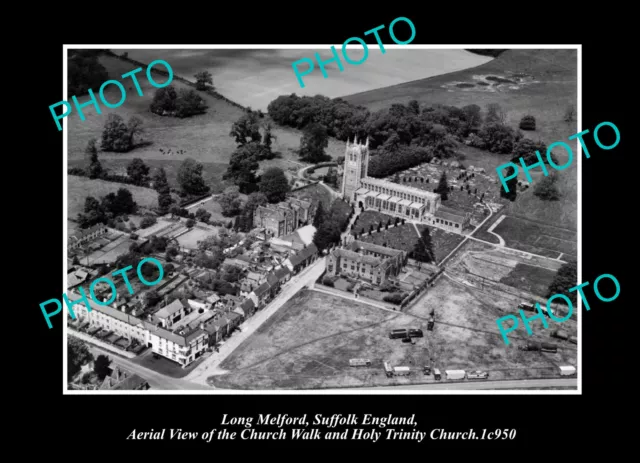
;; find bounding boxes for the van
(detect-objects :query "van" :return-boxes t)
[389,329,408,339]
[433,368,442,380]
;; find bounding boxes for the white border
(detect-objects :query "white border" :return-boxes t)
[63,44,581,395]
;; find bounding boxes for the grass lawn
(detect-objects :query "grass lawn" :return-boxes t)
[67,53,346,193]
[417,224,466,263]
[493,215,576,259]
[290,182,335,209]
[175,226,218,249]
[351,210,395,235]
[359,223,420,254]
[68,175,159,220]
[344,49,578,230]
[500,263,558,297]
[189,198,230,223]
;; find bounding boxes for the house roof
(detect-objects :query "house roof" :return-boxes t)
[434,209,466,223]
[274,266,290,280]
[253,282,271,296]
[349,240,403,257]
[266,272,279,287]
[155,299,185,319]
[246,271,263,282]
[333,249,382,267]
[70,223,106,240]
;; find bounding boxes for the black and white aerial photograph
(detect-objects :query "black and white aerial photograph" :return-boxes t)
[64,46,579,392]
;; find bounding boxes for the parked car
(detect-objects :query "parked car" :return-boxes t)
[402,336,413,344]
[423,365,432,375]
[408,329,423,338]
[467,370,489,379]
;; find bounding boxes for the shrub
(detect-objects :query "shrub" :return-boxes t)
[519,115,536,131]
[383,293,404,304]
[140,216,157,229]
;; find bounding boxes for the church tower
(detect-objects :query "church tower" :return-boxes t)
[341,136,369,202]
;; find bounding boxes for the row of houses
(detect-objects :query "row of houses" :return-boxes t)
[69,243,319,368]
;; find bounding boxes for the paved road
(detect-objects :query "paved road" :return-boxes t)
[352,378,577,391]
[86,345,213,390]
[186,257,327,384]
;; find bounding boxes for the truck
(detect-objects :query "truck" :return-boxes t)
[393,366,411,376]
[519,301,554,318]
[445,370,466,380]
[349,358,372,367]
[551,329,570,340]
[433,368,442,380]
[389,329,408,339]
[467,370,489,379]
[383,362,411,377]
[520,341,558,353]
[427,317,435,331]
[559,365,576,376]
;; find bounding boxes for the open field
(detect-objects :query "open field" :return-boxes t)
[445,239,567,303]
[119,49,493,111]
[344,49,578,230]
[208,280,575,389]
[67,54,346,191]
[418,224,466,263]
[68,175,159,220]
[175,226,217,249]
[290,182,335,209]
[492,215,577,259]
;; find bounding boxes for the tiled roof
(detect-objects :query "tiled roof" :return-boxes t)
[434,209,466,223]
[266,272,279,287]
[274,266,290,280]
[254,282,271,296]
[241,298,255,310]
[333,249,381,267]
[155,299,185,319]
[349,240,403,257]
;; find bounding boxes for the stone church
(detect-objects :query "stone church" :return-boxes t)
[341,137,445,222]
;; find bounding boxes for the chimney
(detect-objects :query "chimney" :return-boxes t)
[199,322,205,330]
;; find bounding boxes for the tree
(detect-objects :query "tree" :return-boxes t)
[486,103,507,125]
[299,123,331,163]
[259,167,290,203]
[323,167,339,189]
[218,191,243,217]
[224,142,261,193]
[194,208,212,223]
[101,114,130,152]
[93,354,112,380]
[175,89,208,118]
[85,138,103,179]
[177,158,209,196]
[546,260,578,305]
[461,104,483,133]
[68,338,93,382]
[127,158,150,186]
[152,167,173,213]
[230,109,262,146]
[150,85,178,114]
[140,215,157,228]
[533,174,561,201]
[500,164,518,202]
[262,122,276,152]
[435,171,449,200]
[186,218,196,228]
[194,70,213,91]
[127,116,144,148]
[150,85,207,118]
[519,115,536,131]
[313,202,325,228]
[144,289,161,308]
[77,195,106,228]
[564,105,576,123]
[68,50,108,96]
